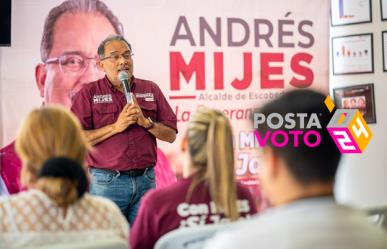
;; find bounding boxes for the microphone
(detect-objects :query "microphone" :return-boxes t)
[118,71,132,104]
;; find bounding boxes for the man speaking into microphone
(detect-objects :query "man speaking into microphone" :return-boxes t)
[71,35,177,224]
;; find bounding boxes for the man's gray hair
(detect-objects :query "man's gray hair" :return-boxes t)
[40,0,124,62]
[97,35,132,59]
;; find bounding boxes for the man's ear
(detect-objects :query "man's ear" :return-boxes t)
[180,134,188,152]
[263,146,280,179]
[35,63,47,98]
[97,60,104,71]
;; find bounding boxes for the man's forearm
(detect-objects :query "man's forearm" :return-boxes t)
[148,123,176,143]
[84,124,118,146]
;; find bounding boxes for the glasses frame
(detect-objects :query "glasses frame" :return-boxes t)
[100,51,134,62]
[45,53,99,74]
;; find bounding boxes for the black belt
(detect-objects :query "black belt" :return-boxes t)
[91,167,151,177]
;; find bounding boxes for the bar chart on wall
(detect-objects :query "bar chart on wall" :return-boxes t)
[332,34,373,74]
[331,0,371,26]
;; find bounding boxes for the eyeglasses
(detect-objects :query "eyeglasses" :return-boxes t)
[45,53,99,74]
[100,51,134,62]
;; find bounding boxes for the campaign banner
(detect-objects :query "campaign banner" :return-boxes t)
[0,0,329,199]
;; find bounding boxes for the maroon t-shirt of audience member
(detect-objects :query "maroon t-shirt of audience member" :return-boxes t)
[130,176,258,249]
[71,76,177,171]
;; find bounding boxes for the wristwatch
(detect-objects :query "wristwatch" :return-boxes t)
[145,117,155,130]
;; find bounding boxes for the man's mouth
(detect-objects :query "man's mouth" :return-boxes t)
[118,67,130,72]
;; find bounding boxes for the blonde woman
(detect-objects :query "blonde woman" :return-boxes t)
[130,107,257,249]
[0,106,129,248]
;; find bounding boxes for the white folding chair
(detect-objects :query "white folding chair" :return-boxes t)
[365,205,387,231]
[23,238,128,249]
[154,223,233,249]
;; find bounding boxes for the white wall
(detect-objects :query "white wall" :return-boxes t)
[332,0,387,208]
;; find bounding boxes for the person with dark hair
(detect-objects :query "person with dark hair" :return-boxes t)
[358,97,367,116]
[71,35,177,224]
[0,106,128,248]
[130,107,257,249]
[358,97,366,109]
[350,97,357,108]
[204,90,387,249]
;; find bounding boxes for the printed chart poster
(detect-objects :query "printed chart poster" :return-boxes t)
[331,0,371,26]
[332,34,374,75]
[382,0,387,20]
[0,0,330,202]
[333,84,376,123]
[382,31,387,71]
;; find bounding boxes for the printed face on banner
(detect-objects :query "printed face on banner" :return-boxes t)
[36,12,117,108]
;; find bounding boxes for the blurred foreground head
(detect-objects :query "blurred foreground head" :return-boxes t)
[254,90,341,206]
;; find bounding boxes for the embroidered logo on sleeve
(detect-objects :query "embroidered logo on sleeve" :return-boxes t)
[136,93,154,102]
[93,94,113,104]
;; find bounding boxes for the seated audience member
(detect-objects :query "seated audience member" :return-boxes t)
[204,90,387,249]
[130,107,257,249]
[0,106,129,249]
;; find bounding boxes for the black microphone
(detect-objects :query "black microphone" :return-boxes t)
[118,71,132,104]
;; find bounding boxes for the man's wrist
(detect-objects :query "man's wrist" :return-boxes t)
[144,117,155,130]
[111,123,118,134]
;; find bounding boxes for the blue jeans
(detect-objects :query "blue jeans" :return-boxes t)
[89,167,156,224]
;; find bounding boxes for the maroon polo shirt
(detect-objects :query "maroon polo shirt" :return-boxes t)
[71,76,177,171]
[130,176,258,249]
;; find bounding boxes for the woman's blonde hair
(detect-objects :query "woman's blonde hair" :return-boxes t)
[15,105,89,207]
[186,107,239,220]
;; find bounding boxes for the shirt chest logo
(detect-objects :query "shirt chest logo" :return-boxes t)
[93,94,113,104]
[136,93,154,102]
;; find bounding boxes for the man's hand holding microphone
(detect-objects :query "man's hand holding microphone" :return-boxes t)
[113,71,153,133]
